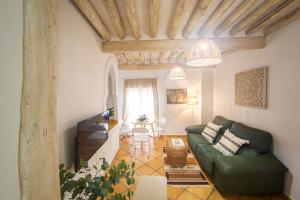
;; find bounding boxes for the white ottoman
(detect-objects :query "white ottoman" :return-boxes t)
[134,176,167,200]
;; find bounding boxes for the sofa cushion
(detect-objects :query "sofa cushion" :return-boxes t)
[237,147,259,157]
[202,122,222,143]
[213,130,250,156]
[187,132,210,152]
[229,122,272,153]
[212,116,234,142]
[194,143,223,177]
[212,116,234,132]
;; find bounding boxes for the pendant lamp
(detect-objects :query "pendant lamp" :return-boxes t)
[186,39,222,67]
[167,66,186,80]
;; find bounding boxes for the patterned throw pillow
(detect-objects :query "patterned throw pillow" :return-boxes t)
[213,130,250,156]
[202,122,222,144]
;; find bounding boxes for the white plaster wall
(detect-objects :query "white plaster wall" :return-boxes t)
[58,0,113,166]
[213,20,300,199]
[118,70,204,134]
[0,1,22,199]
[201,69,214,124]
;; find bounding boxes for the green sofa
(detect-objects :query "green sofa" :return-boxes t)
[186,116,288,194]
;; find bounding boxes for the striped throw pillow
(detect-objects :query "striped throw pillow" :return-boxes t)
[213,130,250,156]
[202,122,222,144]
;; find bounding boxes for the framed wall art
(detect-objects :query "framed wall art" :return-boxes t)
[166,88,187,104]
[235,66,268,108]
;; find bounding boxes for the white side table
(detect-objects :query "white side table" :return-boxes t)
[134,176,167,200]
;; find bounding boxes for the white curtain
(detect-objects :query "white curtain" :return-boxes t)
[122,78,159,124]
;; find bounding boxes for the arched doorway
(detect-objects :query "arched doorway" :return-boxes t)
[104,55,118,119]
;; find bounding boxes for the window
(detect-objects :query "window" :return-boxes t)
[122,78,159,124]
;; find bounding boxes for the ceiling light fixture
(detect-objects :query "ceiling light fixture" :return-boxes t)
[167,66,186,80]
[186,39,222,67]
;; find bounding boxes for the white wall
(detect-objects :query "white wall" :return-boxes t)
[201,70,214,124]
[118,70,206,134]
[0,1,22,199]
[213,20,300,199]
[58,0,113,166]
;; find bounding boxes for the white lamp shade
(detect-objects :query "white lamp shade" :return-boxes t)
[186,39,222,67]
[167,67,186,80]
[187,96,199,105]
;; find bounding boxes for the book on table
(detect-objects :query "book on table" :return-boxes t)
[171,138,185,148]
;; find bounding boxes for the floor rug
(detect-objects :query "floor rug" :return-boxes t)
[165,168,209,185]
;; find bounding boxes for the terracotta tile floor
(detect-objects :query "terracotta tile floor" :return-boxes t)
[110,136,289,200]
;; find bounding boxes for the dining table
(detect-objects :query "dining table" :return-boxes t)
[131,120,158,142]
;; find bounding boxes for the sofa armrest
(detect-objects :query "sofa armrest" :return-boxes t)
[214,153,288,176]
[185,124,206,134]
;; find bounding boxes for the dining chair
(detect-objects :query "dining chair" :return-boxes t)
[153,117,167,138]
[119,120,132,138]
[131,127,151,157]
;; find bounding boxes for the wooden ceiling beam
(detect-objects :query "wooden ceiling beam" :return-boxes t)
[119,63,185,70]
[264,7,300,35]
[229,0,283,36]
[246,0,300,35]
[167,0,191,39]
[119,63,215,70]
[158,51,172,63]
[119,63,174,70]
[132,52,138,63]
[103,0,126,39]
[123,52,136,64]
[150,52,158,64]
[198,0,235,37]
[74,0,111,40]
[116,53,127,64]
[183,0,212,38]
[214,0,257,37]
[139,52,145,64]
[122,0,141,39]
[158,51,166,63]
[222,49,237,56]
[102,37,266,52]
[144,52,151,64]
[168,51,181,63]
[149,0,160,38]
[176,51,189,63]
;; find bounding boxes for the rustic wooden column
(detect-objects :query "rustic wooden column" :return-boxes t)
[19,0,60,199]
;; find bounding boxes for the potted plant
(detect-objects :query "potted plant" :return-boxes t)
[137,114,148,122]
[102,107,114,122]
[60,158,135,200]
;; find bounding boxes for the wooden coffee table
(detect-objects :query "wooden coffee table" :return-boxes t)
[166,138,187,167]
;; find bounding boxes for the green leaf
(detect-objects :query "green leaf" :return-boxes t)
[80,159,88,168]
[131,162,135,169]
[127,190,133,198]
[109,186,114,193]
[59,164,65,170]
[101,159,109,171]
[120,171,125,176]
[88,193,97,200]
[66,172,75,179]
[113,176,120,184]
[71,187,83,199]
[93,165,98,171]
[60,157,136,200]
